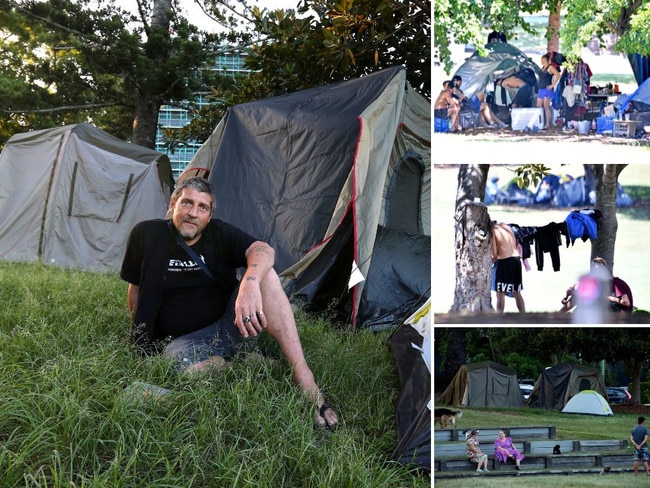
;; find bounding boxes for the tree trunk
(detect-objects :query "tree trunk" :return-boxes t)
[547,1,561,53]
[451,165,493,312]
[590,164,626,274]
[132,94,163,148]
[440,328,468,390]
[629,359,642,405]
[131,0,172,148]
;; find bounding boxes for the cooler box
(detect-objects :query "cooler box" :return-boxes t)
[511,108,544,131]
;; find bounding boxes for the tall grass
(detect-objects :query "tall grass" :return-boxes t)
[0,262,428,487]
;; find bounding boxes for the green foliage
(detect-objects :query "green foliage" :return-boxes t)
[0,262,426,487]
[175,0,431,147]
[433,0,546,73]
[639,382,650,404]
[514,164,551,188]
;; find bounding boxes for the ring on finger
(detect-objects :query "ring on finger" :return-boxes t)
[243,316,251,323]
[257,310,264,316]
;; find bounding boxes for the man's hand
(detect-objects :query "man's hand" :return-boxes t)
[233,277,267,338]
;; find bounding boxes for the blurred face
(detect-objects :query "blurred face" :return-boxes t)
[499,431,505,439]
[170,187,213,245]
[454,78,462,87]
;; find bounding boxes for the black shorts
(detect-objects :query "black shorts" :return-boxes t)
[434,108,449,119]
[495,257,523,294]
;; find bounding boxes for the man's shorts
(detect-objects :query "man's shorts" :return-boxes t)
[634,447,649,462]
[434,108,449,119]
[495,257,523,294]
[162,287,257,371]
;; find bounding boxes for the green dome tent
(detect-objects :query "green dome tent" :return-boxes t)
[438,361,524,408]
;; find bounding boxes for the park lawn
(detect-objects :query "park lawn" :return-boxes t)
[435,406,638,441]
[432,164,650,314]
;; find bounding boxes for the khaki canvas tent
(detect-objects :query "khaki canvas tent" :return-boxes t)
[525,362,607,411]
[438,361,524,408]
[0,124,174,270]
[561,390,613,416]
[180,67,431,329]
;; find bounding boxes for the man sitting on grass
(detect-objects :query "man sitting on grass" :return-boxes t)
[120,176,338,430]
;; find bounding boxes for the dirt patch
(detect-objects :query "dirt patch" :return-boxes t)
[454,123,650,146]
[612,404,650,415]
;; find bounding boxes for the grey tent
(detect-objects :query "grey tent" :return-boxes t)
[438,361,524,408]
[0,124,174,270]
[525,362,607,411]
[180,67,431,329]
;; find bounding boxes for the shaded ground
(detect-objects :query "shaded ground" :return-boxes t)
[434,311,650,324]
[612,404,650,415]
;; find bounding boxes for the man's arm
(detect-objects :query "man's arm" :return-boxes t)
[234,241,276,337]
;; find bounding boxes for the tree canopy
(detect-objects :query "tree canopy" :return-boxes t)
[1,0,430,149]
[434,0,650,73]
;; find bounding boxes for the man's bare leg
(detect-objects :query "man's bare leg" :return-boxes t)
[496,292,505,313]
[260,270,338,428]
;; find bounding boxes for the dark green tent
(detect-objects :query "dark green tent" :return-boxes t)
[439,361,524,408]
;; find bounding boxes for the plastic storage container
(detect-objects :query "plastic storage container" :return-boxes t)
[511,108,544,131]
[596,115,615,134]
[434,117,450,133]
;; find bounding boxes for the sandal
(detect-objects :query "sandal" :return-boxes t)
[315,402,338,431]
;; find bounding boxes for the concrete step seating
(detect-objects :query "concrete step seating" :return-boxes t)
[434,425,631,478]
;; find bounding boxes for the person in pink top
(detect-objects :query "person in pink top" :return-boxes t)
[494,430,524,470]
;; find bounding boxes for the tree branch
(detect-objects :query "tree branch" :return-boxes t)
[2,103,122,114]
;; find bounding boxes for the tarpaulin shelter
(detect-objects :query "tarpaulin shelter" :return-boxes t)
[180,67,431,329]
[438,361,524,408]
[525,362,607,411]
[561,390,613,416]
[389,298,431,473]
[0,124,174,270]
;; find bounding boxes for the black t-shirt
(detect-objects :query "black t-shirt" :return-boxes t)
[121,219,256,339]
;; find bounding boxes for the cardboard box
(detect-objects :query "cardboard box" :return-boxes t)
[511,107,544,131]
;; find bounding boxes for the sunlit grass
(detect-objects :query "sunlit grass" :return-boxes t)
[0,262,428,487]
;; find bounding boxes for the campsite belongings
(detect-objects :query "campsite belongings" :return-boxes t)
[525,362,608,411]
[389,298,431,474]
[438,361,525,408]
[561,390,613,416]
[179,66,431,330]
[486,172,633,208]
[453,43,540,126]
[0,124,174,270]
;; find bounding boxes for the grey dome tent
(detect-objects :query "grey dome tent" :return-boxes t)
[453,42,540,101]
[180,67,431,329]
[525,362,607,411]
[0,124,174,270]
[438,361,524,408]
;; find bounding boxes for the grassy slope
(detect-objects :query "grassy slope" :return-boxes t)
[433,164,650,314]
[0,262,428,487]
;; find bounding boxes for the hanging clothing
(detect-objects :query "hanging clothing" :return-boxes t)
[565,210,599,244]
[534,222,567,271]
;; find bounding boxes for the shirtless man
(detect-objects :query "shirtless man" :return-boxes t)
[434,80,460,131]
[491,222,525,313]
